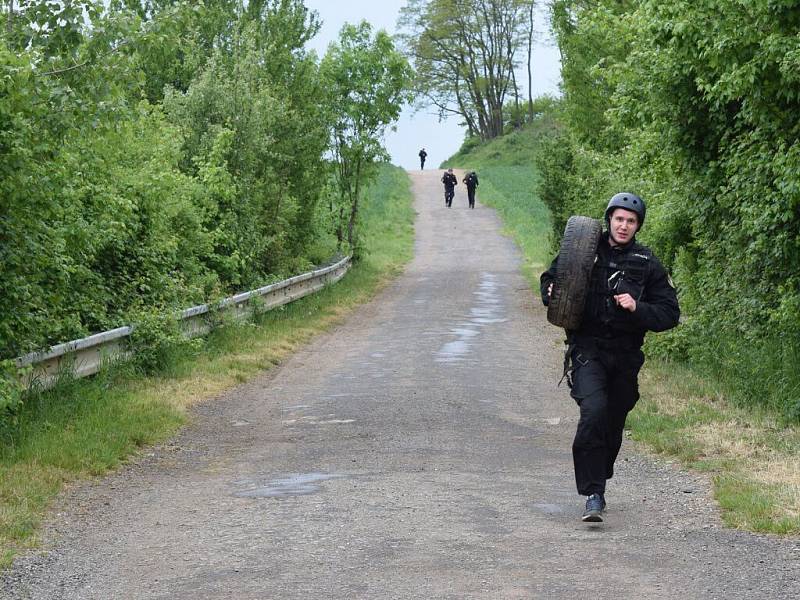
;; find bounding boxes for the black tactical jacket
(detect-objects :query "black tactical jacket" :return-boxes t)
[441,172,458,190]
[540,232,679,350]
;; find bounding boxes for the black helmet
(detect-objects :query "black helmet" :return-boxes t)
[605,192,645,229]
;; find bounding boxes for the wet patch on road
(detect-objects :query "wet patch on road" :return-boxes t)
[281,405,356,426]
[282,414,356,426]
[435,272,507,363]
[232,473,345,498]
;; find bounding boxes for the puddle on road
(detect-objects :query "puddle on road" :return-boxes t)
[451,328,479,338]
[435,272,507,363]
[440,340,470,356]
[470,317,507,325]
[323,393,353,401]
[233,473,344,498]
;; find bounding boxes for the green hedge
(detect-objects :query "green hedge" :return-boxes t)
[0,2,411,416]
[536,1,800,420]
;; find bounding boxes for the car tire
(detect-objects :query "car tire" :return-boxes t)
[546,215,603,330]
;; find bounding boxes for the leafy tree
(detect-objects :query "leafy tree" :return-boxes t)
[320,21,412,254]
[0,0,413,415]
[399,0,536,140]
[114,0,241,104]
[549,0,636,150]
[0,0,335,365]
[242,0,330,258]
[0,1,154,358]
[163,1,331,284]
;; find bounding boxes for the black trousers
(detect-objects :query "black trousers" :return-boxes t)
[444,188,455,206]
[467,187,476,207]
[569,346,644,496]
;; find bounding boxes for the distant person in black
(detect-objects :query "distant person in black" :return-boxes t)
[540,193,679,523]
[419,148,427,170]
[463,171,479,208]
[441,168,457,207]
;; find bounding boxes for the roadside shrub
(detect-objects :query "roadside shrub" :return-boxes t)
[127,310,191,375]
[0,361,25,423]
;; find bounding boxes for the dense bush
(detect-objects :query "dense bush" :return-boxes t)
[537,1,800,419]
[0,2,410,395]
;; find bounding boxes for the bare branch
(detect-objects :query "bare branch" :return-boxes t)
[38,41,130,77]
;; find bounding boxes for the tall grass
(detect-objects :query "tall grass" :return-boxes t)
[629,363,800,534]
[0,163,415,568]
[472,166,552,283]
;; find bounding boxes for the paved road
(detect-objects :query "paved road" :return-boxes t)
[3,171,798,599]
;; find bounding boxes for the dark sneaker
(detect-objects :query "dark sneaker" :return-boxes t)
[581,493,606,522]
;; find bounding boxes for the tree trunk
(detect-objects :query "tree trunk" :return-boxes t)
[527,0,535,122]
[511,66,520,129]
[347,156,363,250]
[454,81,479,136]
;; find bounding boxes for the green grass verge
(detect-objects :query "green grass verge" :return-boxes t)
[630,362,800,534]
[448,126,800,535]
[0,163,415,568]
[469,166,552,284]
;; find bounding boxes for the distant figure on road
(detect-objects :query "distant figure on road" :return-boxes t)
[418,148,427,170]
[540,192,679,523]
[441,168,457,207]
[462,171,479,209]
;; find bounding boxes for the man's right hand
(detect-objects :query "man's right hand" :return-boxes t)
[542,282,553,306]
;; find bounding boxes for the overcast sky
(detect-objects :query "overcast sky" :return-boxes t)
[303,0,562,170]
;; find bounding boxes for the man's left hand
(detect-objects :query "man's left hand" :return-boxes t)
[614,293,637,312]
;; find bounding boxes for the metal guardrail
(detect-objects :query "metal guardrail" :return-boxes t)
[14,255,352,388]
